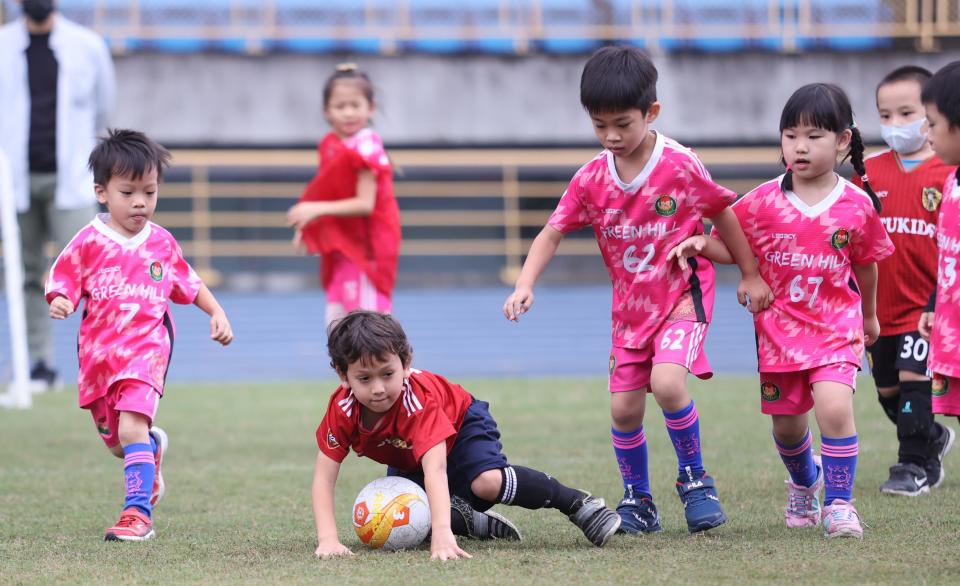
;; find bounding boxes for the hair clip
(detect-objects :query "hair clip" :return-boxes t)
[849,120,858,129]
[336,62,358,72]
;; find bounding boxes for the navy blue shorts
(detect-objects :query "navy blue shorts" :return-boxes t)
[387,398,508,509]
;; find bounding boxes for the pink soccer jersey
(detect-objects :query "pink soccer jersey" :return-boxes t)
[548,132,736,349]
[726,176,894,371]
[930,172,960,378]
[45,214,202,407]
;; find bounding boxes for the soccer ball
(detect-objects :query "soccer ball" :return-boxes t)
[352,476,431,550]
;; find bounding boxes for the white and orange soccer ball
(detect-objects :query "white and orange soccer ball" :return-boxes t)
[352,476,431,551]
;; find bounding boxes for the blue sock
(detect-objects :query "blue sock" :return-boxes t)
[775,429,818,488]
[663,401,704,478]
[123,443,155,517]
[821,434,858,505]
[611,426,651,498]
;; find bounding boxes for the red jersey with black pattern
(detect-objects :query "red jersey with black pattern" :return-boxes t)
[853,150,955,334]
[315,368,473,471]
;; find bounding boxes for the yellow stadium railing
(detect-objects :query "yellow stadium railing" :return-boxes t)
[151,146,779,286]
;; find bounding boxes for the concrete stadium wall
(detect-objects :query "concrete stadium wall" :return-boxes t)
[113,51,959,146]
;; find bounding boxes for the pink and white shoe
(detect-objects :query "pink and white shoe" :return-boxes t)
[149,427,168,507]
[785,457,823,528]
[822,499,864,539]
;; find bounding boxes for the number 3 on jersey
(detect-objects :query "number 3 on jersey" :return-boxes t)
[117,302,141,332]
[942,257,957,288]
[789,275,823,308]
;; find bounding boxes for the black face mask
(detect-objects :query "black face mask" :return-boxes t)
[22,0,55,24]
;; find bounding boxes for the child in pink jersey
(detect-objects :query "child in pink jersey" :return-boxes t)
[46,129,234,541]
[672,84,894,539]
[919,61,960,427]
[503,46,773,535]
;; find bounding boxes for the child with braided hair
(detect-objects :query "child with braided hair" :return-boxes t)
[671,83,894,538]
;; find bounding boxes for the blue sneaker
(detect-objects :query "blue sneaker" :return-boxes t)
[675,466,727,533]
[616,487,662,534]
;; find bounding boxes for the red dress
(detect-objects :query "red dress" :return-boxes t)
[298,129,401,297]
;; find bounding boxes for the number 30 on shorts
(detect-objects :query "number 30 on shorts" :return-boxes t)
[900,334,928,362]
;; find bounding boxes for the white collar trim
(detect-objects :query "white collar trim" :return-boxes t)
[92,213,152,249]
[782,173,845,218]
[605,131,665,193]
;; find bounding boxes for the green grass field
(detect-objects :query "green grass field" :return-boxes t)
[2,376,959,585]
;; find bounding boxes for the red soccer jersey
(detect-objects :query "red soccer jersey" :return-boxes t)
[315,368,474,471]
[854,150,956,334]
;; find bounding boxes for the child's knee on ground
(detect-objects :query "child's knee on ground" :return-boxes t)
[470,469,502,502]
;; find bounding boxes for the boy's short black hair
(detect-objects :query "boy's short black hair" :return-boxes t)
[876,65,932,97]
[88,129,171,186]
[580,45,658,115]
[327,311,413,374]
[922,60,960,127]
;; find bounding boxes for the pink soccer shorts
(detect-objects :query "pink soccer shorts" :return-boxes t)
[324,251,392,325]
[87,379,160,448]
[759,362,858,415]
[608,320,712,393]
[932,373,960,417]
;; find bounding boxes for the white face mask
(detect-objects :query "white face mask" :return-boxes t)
[880,117,928,155]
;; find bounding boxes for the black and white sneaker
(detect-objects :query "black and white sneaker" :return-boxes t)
[880,462,930,496]
[29,361,60,393]
[450,495,522,541]
[926,423,957,489]
[568,493,621,547]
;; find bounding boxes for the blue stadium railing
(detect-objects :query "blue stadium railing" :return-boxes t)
[0,1,954,54]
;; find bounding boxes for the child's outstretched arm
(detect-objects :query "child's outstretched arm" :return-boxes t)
[312,451,353,558]
[194,284,234,346]
[421,442,472,561]
[287,169,377,230]
[853,262,880,346]
[503,225,564,321]
[668,235,733,268]
[709,208,774,313]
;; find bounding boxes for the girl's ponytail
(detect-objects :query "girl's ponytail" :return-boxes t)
[846,125,882,212]
[780,157,795,192]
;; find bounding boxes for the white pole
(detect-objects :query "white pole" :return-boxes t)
[0,148,32,409]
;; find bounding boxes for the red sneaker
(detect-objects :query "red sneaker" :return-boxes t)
[104,508,155,541]
[149,427,168,507]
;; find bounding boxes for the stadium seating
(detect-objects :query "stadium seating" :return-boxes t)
[1,0,937,55]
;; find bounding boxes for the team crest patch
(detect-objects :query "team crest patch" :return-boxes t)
[609,354,617,375]
[96,417,110,436]
[326,431,340,449]
[922,187,943,212]
[654,195,677,217]
[760,381,781,402]
[830,228,850,250]
[149,261,163,282]
[932,375,949,397]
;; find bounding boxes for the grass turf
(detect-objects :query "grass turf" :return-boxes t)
[2,376,959,585]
